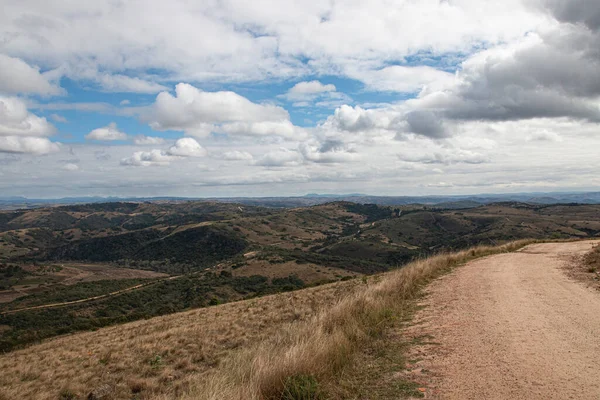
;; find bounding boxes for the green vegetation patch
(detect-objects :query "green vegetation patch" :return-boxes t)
[0,273,305,352]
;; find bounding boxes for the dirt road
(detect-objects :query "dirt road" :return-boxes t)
[407,240,600,399]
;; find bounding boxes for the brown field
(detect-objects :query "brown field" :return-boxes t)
[0,239,545,400]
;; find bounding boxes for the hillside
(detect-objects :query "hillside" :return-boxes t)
[3,240,595,400]
[0,201,600,351]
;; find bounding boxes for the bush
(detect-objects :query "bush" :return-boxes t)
[58,388,77,400]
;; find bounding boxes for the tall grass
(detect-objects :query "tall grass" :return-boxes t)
[178,240,534,400]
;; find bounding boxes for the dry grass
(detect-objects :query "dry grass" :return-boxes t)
[0,239,541,400]
[0,281,362,400]
[176,240,535,400]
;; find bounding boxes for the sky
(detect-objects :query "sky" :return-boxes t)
[0,0,599,198]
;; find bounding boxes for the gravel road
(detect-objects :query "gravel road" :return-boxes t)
[407,240,600,400]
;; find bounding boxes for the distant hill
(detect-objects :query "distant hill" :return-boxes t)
[2,191,600,210]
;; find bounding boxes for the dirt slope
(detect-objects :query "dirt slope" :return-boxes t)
[407,240,600,399]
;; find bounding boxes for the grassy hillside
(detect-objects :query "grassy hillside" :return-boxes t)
[0,271,307,352]
[0,239,552,400]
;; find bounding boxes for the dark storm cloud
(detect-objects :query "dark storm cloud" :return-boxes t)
[412,3,600,124]
[540,0,600,31]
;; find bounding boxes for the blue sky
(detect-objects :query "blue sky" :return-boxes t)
[1,0,600,198]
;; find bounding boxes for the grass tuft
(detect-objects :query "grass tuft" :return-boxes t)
[281,375,323,400]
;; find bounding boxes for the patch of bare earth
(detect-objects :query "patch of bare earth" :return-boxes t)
[562,243,600,291]
[402,240,600,399]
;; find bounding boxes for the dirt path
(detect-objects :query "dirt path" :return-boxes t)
[406,240,600,400]
[0,275,182,316]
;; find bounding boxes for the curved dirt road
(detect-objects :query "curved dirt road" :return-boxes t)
[406,240,600,400]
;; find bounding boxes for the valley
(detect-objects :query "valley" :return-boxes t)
[0,200,599,353]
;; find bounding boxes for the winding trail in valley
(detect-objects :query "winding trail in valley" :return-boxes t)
[406,240,600,400]
[0,275,183,316]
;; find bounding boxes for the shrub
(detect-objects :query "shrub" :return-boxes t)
[58,388,77,400]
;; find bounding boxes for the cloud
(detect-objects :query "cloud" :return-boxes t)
[328,105,389,132]
[322,104,448,140]
[85,122,128,141]
[222,150,254,161]
[408,25,600,123]
[146,83,292,137]
[120,100,131,106]
[0,55,62,96]
[345,65,455,93]
[403,110,449,138]
[254,148,302,167]
[94,150,111,161]
[398,149,489,165]
[167,137,207,157]
[0,96,56,137]
[537,0,600,31]
[289,81,336,95]
[526,130,563,142]
[32,102,115,113]
[61,163,80,171]
[121,137,206,166]
[50,114,68,123]
[97,74,168,94]
[299,139,359,163]
[120,149,176,167]
[284,81,337,102]
[0,0,540,86]
[282,80,350,108]
[0,136,60,154]
[133,135,166,145]
[218,120,303,139]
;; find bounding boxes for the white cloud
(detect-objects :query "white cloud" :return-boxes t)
[50,114,68,123]
[167,137,207,157]
[222,150,254,161]
[345,65,455,93]
[0,136,60,154]
[133,135,166,145]
[120,100,131,106]
[85,123,128,141]
[284,81,337,102]
[0,55,62,96]
[325,105,394,133]
[0,0,541,86]
[254,148,302,167]
[218,120,303,139]
[62,163,80,171]
[146,83,291,137]
[0,96,56,137]
[282,80,349,107]
[97,74,168,94]
[120,149,175,167]
[121,137,206,167]
[398,149,489,165]
[526,130,563,142]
